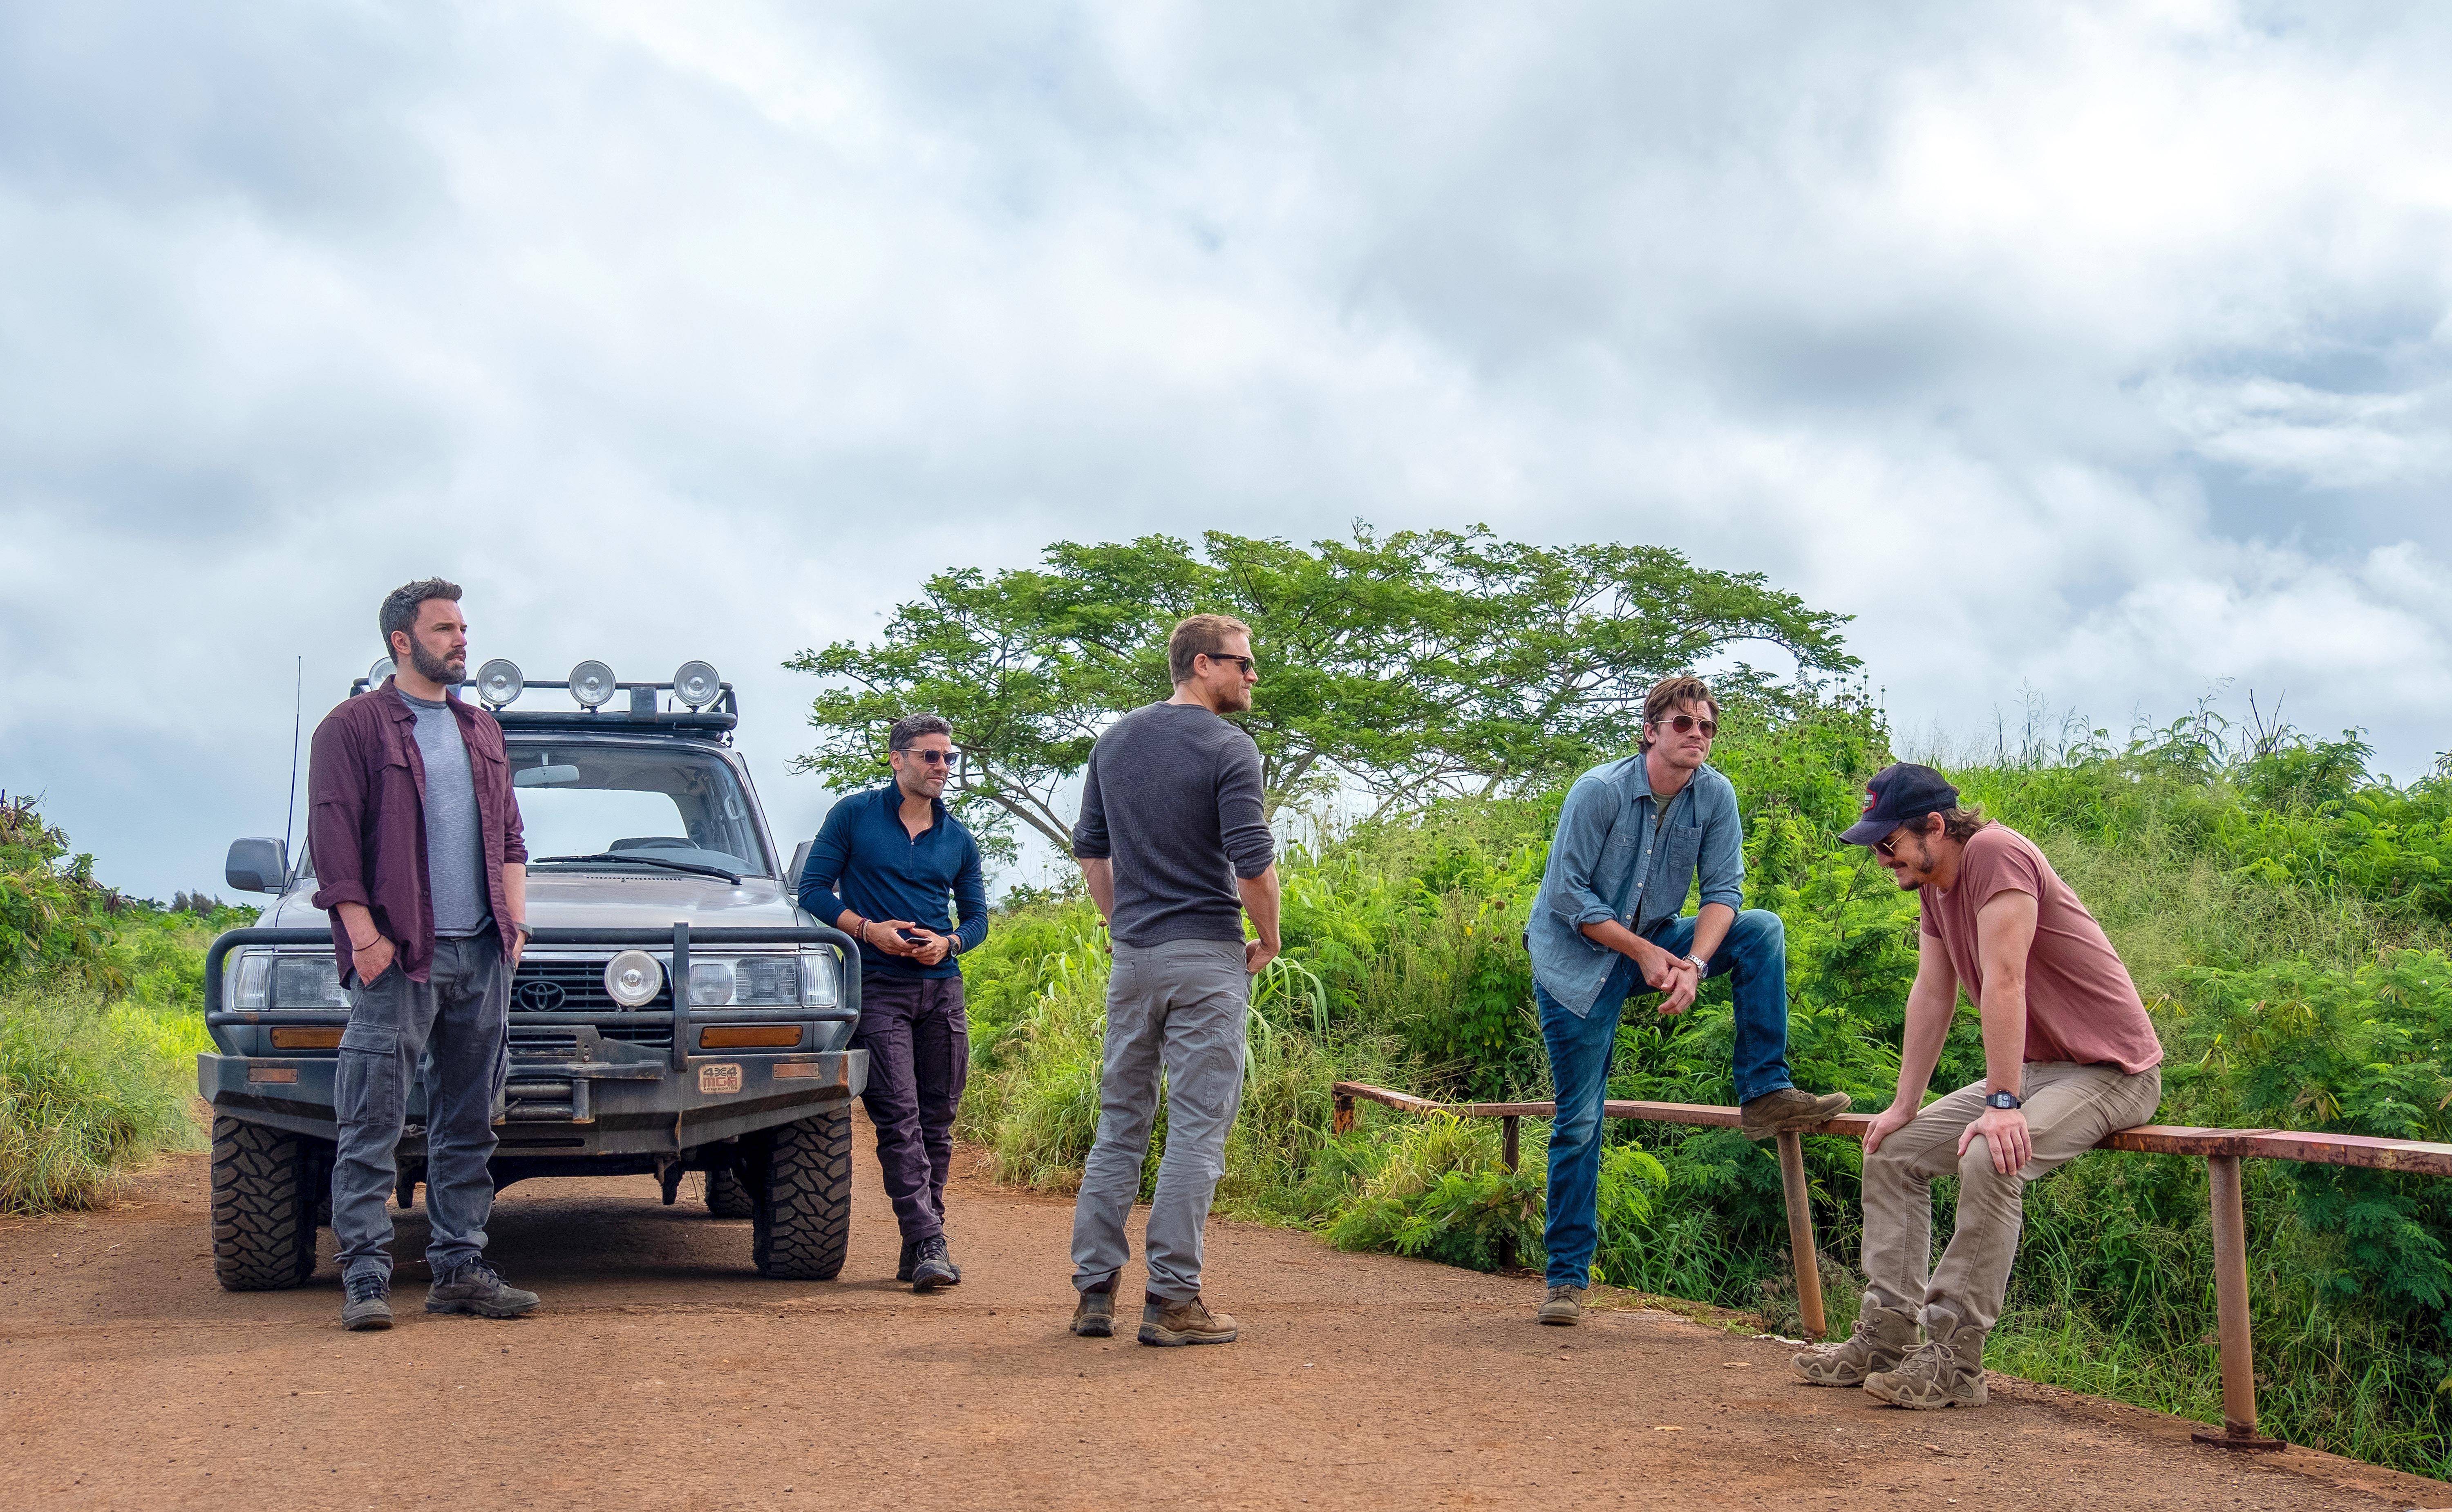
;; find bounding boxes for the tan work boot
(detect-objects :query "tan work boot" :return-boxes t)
[1070,1277,1117,1338]
[1739,1087,1852,1140]
[1537,1285,1587,1326]
[1139,1293,1239,1346]
[1864,1304,1989,1409]
[1792,1293,1917,1385]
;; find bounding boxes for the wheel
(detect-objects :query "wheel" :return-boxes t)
[705,1164,756,1219]
[211,1116,320,1291]
[751,1106,852,1280]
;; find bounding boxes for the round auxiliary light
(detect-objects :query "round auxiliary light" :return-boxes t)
[367,657,396,688]
[603,949,663,1009]
[672,660,720,711]
[474,658,524,709]
[568,660,617,711]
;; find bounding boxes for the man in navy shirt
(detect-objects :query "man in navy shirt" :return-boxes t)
[798,713,989,1291]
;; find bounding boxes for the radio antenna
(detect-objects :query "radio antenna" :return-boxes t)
[282,656,303,875]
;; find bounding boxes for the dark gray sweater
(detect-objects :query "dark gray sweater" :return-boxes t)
[1072,701,1275,947]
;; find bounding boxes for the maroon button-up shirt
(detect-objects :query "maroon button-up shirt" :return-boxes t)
[308,678,527,984]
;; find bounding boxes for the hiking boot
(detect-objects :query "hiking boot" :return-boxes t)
[1864,1304,1989,1409]
[1071,1276,1117,1338]
[1139,1293,1239,1346]
[1537,1285,1587,1326]
[1739,1087,1852,1140]
[1792,1293,1917,1385]
[910,1235,959,1293]
[340,1271,393,1332]
[425,1258,540,1319]
[898,1236,962,1285]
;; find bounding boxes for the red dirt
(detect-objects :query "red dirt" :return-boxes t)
[2,1117,2441,1511]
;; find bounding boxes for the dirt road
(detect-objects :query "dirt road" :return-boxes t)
[2,1120,2439,1511]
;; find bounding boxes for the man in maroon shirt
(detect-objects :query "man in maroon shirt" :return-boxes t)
[308,578,536,1331]
[1792,763,2163,1408]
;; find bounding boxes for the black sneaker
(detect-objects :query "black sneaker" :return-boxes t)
[910,1235,959,1293]
[341,1271,393,1331]
[425,1259,540,1319]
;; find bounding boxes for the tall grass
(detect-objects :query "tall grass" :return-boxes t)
[0,977,209,1212]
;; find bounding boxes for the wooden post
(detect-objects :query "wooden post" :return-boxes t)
[1502,1115,1520,1173]
[1332,1092,1355,1135]
[1774,1129,1826,1340]
[2191,1154,2284,1450]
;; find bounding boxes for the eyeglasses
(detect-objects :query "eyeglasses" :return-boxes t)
[898,748,954,766]
[1204,653,1257,675]
[1874,825,1919,860]
[1657,713,1717,738]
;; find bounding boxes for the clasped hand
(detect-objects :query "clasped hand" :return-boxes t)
[1642,948,1701,1016]
[864,919,953,967]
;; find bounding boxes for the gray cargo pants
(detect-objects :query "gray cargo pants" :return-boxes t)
[1070,938,1249,1303]
[332,933,510,1284]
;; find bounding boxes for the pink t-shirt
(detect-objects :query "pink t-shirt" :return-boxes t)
[1920,825,2163,1074]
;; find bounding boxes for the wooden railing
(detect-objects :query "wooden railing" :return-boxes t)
[1331,1080,2452,1452]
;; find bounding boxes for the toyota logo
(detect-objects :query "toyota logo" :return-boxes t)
[515,979,567,1012]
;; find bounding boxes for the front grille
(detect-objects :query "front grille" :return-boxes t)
[510,959,671,1046]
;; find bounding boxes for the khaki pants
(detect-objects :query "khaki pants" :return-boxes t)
[1861,1061,2162,1331]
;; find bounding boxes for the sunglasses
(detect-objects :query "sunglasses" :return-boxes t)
[898,748,954,766]
[1204,653,1257,675]
[1874,824,1923,860]
[1656,713,1717,738]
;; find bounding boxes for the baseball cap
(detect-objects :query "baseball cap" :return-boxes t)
[1841,762,1961,846]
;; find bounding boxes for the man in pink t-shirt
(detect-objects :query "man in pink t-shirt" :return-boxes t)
[1792,763,2163,1410]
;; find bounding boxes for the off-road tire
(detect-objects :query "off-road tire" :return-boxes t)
[705,1165,756,1219]
[752,1106,852,1280]
[211,1116,320,1291]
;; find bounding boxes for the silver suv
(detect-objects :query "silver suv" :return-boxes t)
[200,661,865,1291]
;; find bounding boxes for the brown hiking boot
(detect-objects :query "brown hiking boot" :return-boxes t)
[1070,1277,1116,1338]
[1864,1304,1989,1409]
[1792,1293,1916,1385]
[1740,1087,1851,1140]
[1537,1285,1587,1326]
[1139,1293,1239,1346]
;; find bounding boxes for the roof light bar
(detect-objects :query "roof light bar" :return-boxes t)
[475,659,524,709]
[568,660,616,711]
[673,660,720,711]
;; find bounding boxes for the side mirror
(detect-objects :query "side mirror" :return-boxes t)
[787,840,812,894]
[226,837,289,894]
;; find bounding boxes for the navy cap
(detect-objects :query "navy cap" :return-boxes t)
[1841,763,1960,846]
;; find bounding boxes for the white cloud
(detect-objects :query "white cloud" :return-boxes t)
[6,0,2452,895]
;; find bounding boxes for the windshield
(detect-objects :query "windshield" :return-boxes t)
[509,742,772,877]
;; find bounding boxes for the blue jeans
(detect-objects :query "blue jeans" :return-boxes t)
[1537,908,1792,1288]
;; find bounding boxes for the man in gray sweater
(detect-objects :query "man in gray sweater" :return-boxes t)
[1067,613,1281,1347]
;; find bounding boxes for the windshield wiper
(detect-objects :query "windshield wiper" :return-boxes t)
[531,852,743,884]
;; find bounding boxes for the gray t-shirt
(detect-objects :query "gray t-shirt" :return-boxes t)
[398,689,491,937]
[1071,701,1274,947]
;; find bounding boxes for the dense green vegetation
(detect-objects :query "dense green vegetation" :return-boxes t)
[0,794,235,1212]
[956,689,2452,1476]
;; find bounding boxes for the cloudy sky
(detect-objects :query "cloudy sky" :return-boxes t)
[5,0,2450,900]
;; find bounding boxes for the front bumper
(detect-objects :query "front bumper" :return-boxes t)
[197,1046,868,1156]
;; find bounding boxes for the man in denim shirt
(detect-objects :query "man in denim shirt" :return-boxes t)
[1526,675,1849,1326]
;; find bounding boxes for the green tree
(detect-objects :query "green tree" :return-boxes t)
[786,525,1856,857]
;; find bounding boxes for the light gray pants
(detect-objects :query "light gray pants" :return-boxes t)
[1861,1060,2163,1331]
[1070,938,1250,1302]
[332,934,510,1284]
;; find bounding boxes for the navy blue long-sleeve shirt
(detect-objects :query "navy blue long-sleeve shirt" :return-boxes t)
[797,785,988,980]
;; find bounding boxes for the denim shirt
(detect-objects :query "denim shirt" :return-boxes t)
[1528,755,1746,1018]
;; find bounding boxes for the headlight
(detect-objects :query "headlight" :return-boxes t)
[800,950,839,1008]
[271,957,350,1008]
[475,658,524,708]
[569,660,617,710]
[366,657,396,688]
[672,660,720,710]
[604,949,663,1007]
[689,956,798,1007]
[226,951,271,1009]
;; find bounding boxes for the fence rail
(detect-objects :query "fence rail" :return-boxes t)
[1331,1079,2452,1453]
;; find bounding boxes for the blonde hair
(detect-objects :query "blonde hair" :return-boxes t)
[1167,613,1253,683]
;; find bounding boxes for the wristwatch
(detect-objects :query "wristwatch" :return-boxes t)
[1984,1089,2023,1110]
[1685,954,1709,974]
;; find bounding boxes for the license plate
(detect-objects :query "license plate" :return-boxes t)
[698,1062,743,1095]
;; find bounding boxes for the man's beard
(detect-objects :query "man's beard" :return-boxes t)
[408,640,465,684]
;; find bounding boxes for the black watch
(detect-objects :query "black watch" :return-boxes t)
[1984,1089,2023,1111]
